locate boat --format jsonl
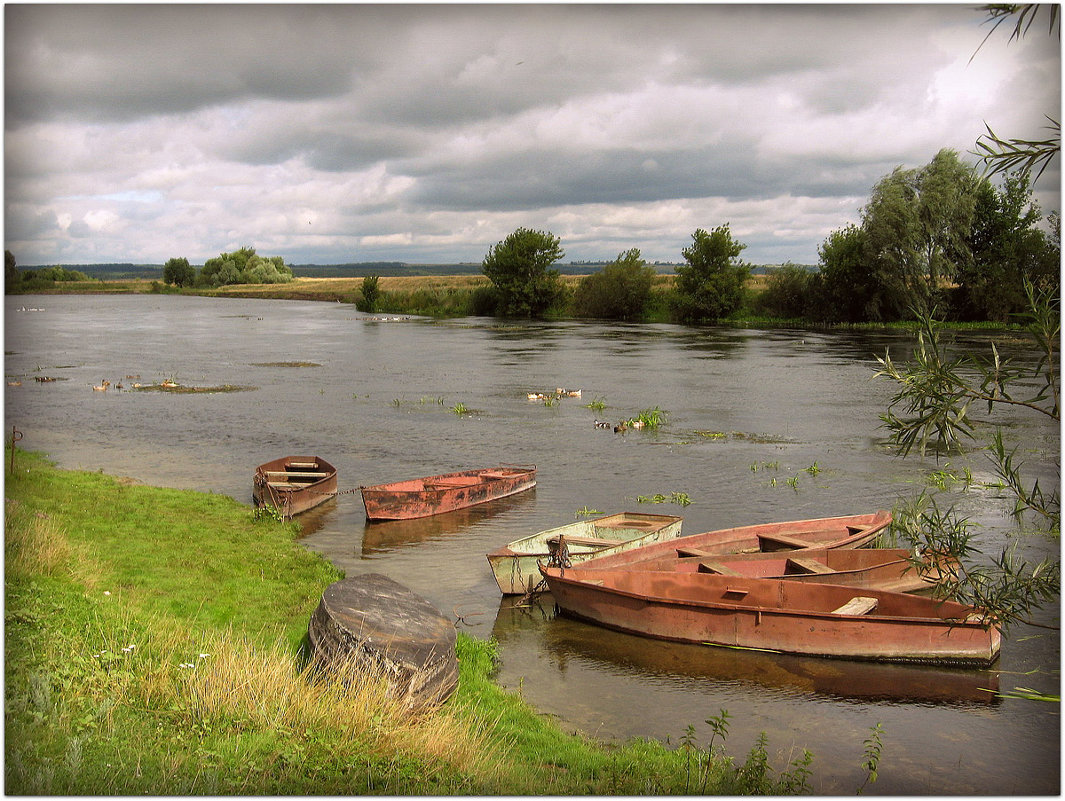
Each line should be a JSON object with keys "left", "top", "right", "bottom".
{"left": 360, "top": 465, "right": 536, "bottom": 521}
{"left": 599, "top": 546, "right": 950, "bottom": 594}
{"left": 492, "top": 595, "right": 1001, "bottom": 706}
{"left": 253, "top": 456, "right": 338, "bottom": 518}
{"left": 486, "top": 512, "right": 684, "bottom": 595}
{"left": 538, "top": 563, "right": 1000, "bottom": 666}
{"left": 577, "top": 511, "right": 892, "bottom": 571}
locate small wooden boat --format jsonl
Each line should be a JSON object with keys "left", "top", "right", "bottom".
{"left": 538, "top": 564, "right": 1000, "bottom": 666}
{"left": 603, "top": 546, "right": 949, "bottom": 594}
{"left": 486, "top": 512, "right": 684, "bottom": 595}
{"left": 253, "top": 456, "right": 338, "bottom": 518}
{"left": 361, "top": 465, "right": 536, "bottom": 521}
{"left": 579, "top": 511, "right": 892, "bottom": 571}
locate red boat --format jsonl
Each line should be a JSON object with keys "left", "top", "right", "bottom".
{"left": 580, "top": 511, "right": 892, "bottom": 571}
{"left": 538, "top": 563, "right": 1000, "bottom": 666}
{"left": 253, "top": 456, "right": 338, "bottom": 518}
{"left": 360, "top": 465, "right": 536, "bottom": 520}
{"left": 598, "top": 546, "right": 949, "bottom": 594}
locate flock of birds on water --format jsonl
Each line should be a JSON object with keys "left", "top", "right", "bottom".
{"left": 526, "top": 387, "right": 645, "bottom": 433}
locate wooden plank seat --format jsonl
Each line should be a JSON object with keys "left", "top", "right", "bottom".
{"left": 786, "top": 557, "right": 834, "bottom": 574}
{"left": 547, "top": 535, "right": 625, "bottom": 548}
{"left": 696, "top": 560, "right": 744, "bottom": 576}
{"left": 286, "top": 462, "right": 319, "bottom": 469}
{"left": 676, "top": 546, "right": 715, "bottom": 558}
{"left": 831, "top": 596, "right": 879, "bottom": 616}
{"left": 264, "top": 470, "right": 326, "bottom": 479}
{"left": 758, "top": 532, "right": 819, "bottom": 549}
{"left": 267, "top": 482, "right": 301, "bottom": 490}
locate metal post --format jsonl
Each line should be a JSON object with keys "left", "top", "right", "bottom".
{"left": 10, "top": 426, "right": 22, "bottom": 474}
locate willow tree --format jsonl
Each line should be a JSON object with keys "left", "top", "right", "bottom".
{"left": 862, "top": 149, "right": 978, "bottom": 318}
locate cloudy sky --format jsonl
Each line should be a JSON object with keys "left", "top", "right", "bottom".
{"left": 5, "top": 3, "right": 1061, "bottom": 267}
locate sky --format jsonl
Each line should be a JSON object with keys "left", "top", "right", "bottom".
{"left": 4, "top": 3, "right": 1061, "bottom": 267}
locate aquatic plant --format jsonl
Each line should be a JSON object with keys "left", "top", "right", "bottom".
{"left": 583, "top": 396, "right": 607, "bottom": 412}
{"left": 636, "top": 491, "right": 691, "bottom": 507}
{"left": 450, "top": 402, "right": 470, "bottom": 415}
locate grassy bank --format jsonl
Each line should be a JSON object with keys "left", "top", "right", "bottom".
{"left": 5, "top": 448, "right": 815, "bottom": 795}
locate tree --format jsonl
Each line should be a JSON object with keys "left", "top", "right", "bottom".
{"left": 199, "top": 247, "right": 293, "bottom": 287}
{"left": 952, "top": 173, "right": 1060, "bottom": 321}
{"left": 972, "top": 5, "right": 1060, "bottom": 182}
{"left": 875, "top": 280, "right": 1059, "bottom": 630}
{"left": 358, "top": 275, "right": 381, "bottom": 313}
{"left": 481, "top": 227, "right": 566, "bottom": 317}
{"left": 162, "top": 257, "right": 195, "bottom": 287}
{"left": 862, "top": 149, "right": 979, "bottom": 318}
{"left": 6, "top": 250, "right": 18, "bottom": 288}
{"left": 571, "top": 248, "right": 656, "bottom": 321}
{"left": 812, "top": 224, "right": 883, "bottom": 323}
{"left": 671, "top": 225, "right": 750, "bottom": 323}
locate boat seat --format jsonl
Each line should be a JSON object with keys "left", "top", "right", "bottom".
{"left": 286, "top": 462, "right": 319, "bottom": 469}
{"left": 547, "top": 535, "right": 624, "bottom": 548}
{"left": 786, "top": 557, "right": 834, "bottom": 574}
{"left": 430, "top": 477, "right": 479, "bottom": 487}
{"left": 758, "top": 532, "right": 819, "bottom": 549}
{"left": 264, "top": 471, "right": 325, "bottom": 479}
{"left": 696, "top": 560, "right": 744, "bottom": 576}
{"left": 831, "top": 596, "right": 879, "bottom": 616}
{"left": 676, "top": 546, "right": 715, "bottom": 558}
{"left": 267, "top": 482, "right": 300, "bottom": 490}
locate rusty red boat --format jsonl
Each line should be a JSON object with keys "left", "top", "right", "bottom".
{"left": 253, "top": 455, "right": 337, "bottom": 518}
{"left": 580, "top": 511, "right": 892, "bottom": 571}
{"left": 594, "top": 546, "right": 949, "bottom": 594}
{"left": 360, "top": 465, "right": 536, "bottom": 520}
{"left": 538, "top": 563, "right": 1000, "bottom": 666}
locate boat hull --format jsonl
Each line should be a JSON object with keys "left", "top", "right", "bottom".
{"left": 486, "top": 512, "right": 684, "bottom": 595}
{"left": 253, "top": 455, "right": 337, "bottom": 517}
{"left": 361, "top": 465, "right": 536, "bottom": 520}
{"left": 540, "top": 565, "right": 1000, "bottom": 666}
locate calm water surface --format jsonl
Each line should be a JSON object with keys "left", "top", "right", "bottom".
{"left": 5, "top": 294, "right": 1059, "bottom": 795}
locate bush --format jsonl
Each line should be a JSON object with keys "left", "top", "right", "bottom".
{"left": 470, "top": 285, "right": 500, "bottom": 316}
{"left": 755, "top": 263, "right": 817, "bottom": 319}
{"left": 571, "top": 249, "right": 656, "bottom": 321}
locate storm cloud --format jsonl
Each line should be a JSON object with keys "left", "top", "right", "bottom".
{"left": 5, "top": 3, "right": 1060, "bottom": 266}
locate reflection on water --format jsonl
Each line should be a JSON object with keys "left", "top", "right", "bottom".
{"left": 493, "top": 595, "right": 1001, "bottom": 707}
{"left": 4, "top": 294, "right": 1058, "bottom": 796}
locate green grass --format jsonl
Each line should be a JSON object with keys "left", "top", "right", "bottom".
{"left": 5, "top": 448, "right": 816, "bottom": 795}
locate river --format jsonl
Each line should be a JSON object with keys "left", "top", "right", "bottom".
{"left": 4, "top": 293, "right": 1059, "bottom": 794}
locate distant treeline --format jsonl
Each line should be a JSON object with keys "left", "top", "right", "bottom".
{"left": 17, "top": 260, "right": 792, "bottom": 280}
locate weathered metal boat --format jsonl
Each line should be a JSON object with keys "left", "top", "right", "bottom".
{"left": 538, "top": 564, "right": 1000, "bottom": 666}
{"left": 595, "top": 546, "right": 949, "bottom": 594}
{"left": 579, "top": 511, "right": 892, "bottom": 571}
{"left": 253, "top": 455, "right": 338, "bottom": 518}
{"left": 486, "top": 512, "right": 684, "bottom": 595}
{"left": 361, "top": 465, "right": 536, "bottom": 520}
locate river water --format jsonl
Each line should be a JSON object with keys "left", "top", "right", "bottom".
{"left": 4, "top": 294, "right": 1059, "bottom": 794}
